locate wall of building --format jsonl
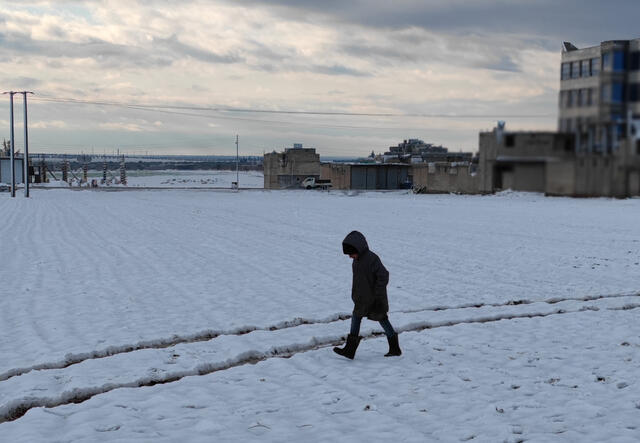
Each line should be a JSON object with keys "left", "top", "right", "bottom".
{"left": 321, "top": 163, "right": 351, "bottom": 190}
{"left": 263, "top": 148, "right": 321, "bottom": 189}
{"left": 479, "top": 130, "right": 574, "bottom": 193}
{"left": 320, "top": 163, "right": 411, "bottom": 190}
{"left": 546, "top": 160, "right": 576, "bottom": 196}
{"left": 574, "top": 156, "right": 617, "bottom": 196}
{"left": 411, "top": 163, "right": 480, "bottom": 194}
{"left": 0, "top": 158, "right": 24, "bottom": 184}
{"left": 350, "top": 164, "right": 409, "bottom": 190}
{"left": 502, "top": 162, "right": 546, "bottom": 192}
{"left": 546, "top": 138, "right": 640, "bottom": 197}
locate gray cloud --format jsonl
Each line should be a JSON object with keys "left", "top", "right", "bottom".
{"left": 310, "top": 64, "right": 369, "bottom": 77}
{"left": 152, "top": 35, "right": 243, "bottom": 64}
{"left": 222, "top": 0, "right": 640, "bottom": 48}
{"left": 0, "top": 31, "right": 174, "bottom": 68}
{"left": 340, "top": 42, "right": 419, "bottom": 64}
{"left": 478, "top": 55, "right": 521, "bottom": 73}
{"left": 246, "top": 39, "right": 296, "bottom": 63}
{"left": 2, "top": 76, "right": 42, "bottom": 88}
{"left": 251, "top": 61, "right": 368, "bottom": 77}
{"left": 338, "top": 35, "right": 522, "bottom": 72}
{"left": 244, "top": 39, "right": 369, "bottom": 76}
{"left": 0, "top": 30, "right": 243, "bottom": 70}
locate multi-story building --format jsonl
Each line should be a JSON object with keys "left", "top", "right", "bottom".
{"left": 382, "top": 138, "right": 471, "bottom": 164}
{"left": 263, "top": 144, "right": 321, "bottom": 189}
{"left": 559, "top": 39, "right": 640, "bottom": 153}
{"left": 478, "top": 126, "right": 575, "bottom": 194}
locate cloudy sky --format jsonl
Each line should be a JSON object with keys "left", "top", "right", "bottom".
{"left": 1, "top": 0, "right": 638, "bottom": 156}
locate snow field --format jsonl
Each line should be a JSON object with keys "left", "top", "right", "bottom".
{"left": 0, "top": 293, "right": 639, "bottom": 424}
{"left": 37, "top": 170, "right": 265, "bottom": 189}
{"left": 1, "top": 189, "right": 639, "bottom": 441}
{"left": 123, "top": 170, "right": 264, "bottom": 188}
{"left": 2, "top": 308, "right": 640, "bottom": 442}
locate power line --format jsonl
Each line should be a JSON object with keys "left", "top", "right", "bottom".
{"left": 31, "top": 97, "right": 400, "bottom": 129}
{"left": 31, "top": 95, "right": 554, "bottom": 120}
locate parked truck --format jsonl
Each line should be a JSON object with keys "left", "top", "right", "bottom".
{"left": 302, "top": 176, "right": 332, "bottom": 190}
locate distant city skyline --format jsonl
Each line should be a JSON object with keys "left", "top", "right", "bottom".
{"left": 1, "top": 1, "right": 638, "bottom": 156}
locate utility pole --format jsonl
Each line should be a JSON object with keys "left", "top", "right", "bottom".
{"left": 21, "top": 91, "right": 33, "bottom": 197}
{"left": 235, "top": 134, "right": 239, "bottom": 189}
{"left": 3, "top": 90, "right": 34, "bottom": 197}
{"left": 3, "top": 91, "right": 16, "bottom": 197}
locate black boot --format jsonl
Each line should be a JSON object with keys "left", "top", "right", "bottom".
{"left": 333, "top": 334, "right": 361, "bottom": 360}
{"left": 384, "top": 333, "right": 401, "bottom": 357}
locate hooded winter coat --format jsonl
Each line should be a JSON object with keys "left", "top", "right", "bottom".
{"left": 342, "top": 231, "right": 389, "bottom": 321}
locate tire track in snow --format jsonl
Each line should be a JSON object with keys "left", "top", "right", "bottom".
{"left": 1, "top": 298, "right": 640, "bottom": 424}
{"left": 395, "top": 291, "right": 640, "bottom": 314}
{"left": 0, "top": 313, "right": 352, "bottom": 382}
{"left": 1, "top": 291, "right": 638, "bottom": 383}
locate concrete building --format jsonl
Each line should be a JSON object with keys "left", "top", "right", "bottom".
{"left": 263, "top": 144, "right": 321, "bottom": 189}
{"left": 382, "top": 138, "right": 472, "bottom": 164}
{"left": 478, "top": 127, "right": 575, "bottom": 193}
{"left": 411, "top": 161, "right": 480, "bottom": 194}
{"left": 321, "top": 163, "right": 410, "bottom": 190}
{"left": 546, "top": 139, "right": 640, "bottom": 197}
{"left": 478, "top": 125, "right": 640, "bottom": 197}
{"left": 559, "top": 39, "right": 640, "bottom": 153}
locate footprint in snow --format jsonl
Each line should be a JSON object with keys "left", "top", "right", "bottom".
{"left": 95, "top": 425, "right": 121, "bottom": 432}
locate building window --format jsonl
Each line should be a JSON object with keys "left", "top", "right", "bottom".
{"left": 564, "top": 137, "right": 573, "bottom": 151}
{"left": 613, "top": 50, "right": 626, "bottom": 71}
{"left": 572, "top": 89, "right": 580, "bottom": 107}
{"left": 579, "top": 89, "right": 589, "bottom": 106}
{"left": 630, "top": 83, "right": 639, "bottom": 102}
{"left": 586, "top": 88, "right": 593, "bottom": 106}
{"left": 602, "top": 52, "right": 612, "bottom": 71}
{"left": 611, "top": 82, "right": 625, "bottom": 103}
{"left": 567, "top": 90, "right": 574, "bottom": 107}
{"left": 591, "top": 57, "right": 600, "bottom": 76}
{"left": 561, "top": 62, "right": 571, "bottom": 80}
{"left": 581, "top": 59, "right": 590, "bottom": 77}
{"left": 571, "top": 61, "right": 580, "bottom": 78}
{"left": 505, "top": 134, "right": 515, "bottom": 147}
{"left": 631, "top": 51, "right": 640, "bottom": 71}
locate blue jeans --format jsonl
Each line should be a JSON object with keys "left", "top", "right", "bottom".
{"left": 350, "top": 314, "right": 396, "bottom": 338}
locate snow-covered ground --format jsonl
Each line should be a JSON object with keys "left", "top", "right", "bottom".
{"left": 124, "top": 170, "right": 264, "bottom": 188}
{"left": 36, "top": 170, "right": 264, "bottom": 188}
{"left": 1, "top": 189, "right": 639, "bottom": 441}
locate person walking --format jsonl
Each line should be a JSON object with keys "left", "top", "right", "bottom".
{"left": 334, "top": 230, "right": 402, "bottom": 360}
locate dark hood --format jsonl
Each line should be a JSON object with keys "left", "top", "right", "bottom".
{"left": 342, "top": 231, "right": 369, "bottom": 255}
